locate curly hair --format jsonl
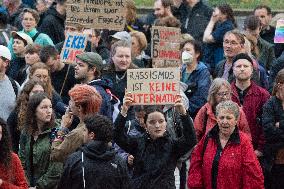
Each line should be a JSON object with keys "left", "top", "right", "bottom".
{"left": 29, "top": 62, "right": 53, "bottom": 98}
{"left": 17, "top": 79, "right": 50, "bottom": 131}
{"left": 0, "top": 118, "right": 12, "bottom": 168}
{"left": 84, "top": 114, "right": 113, "bottom": 142}
{"left": 217, "top": 4, "right": 237, "bottom": 28}
{"left": 24, "top": 93, "right": 55, "bottom": 136}
{"left": 20, "top": 8, "right": 40, "bottom": 24}
{"left": 69, "top": 84, "right": 102, "bottom": 115}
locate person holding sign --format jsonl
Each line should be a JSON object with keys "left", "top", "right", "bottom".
{"left": 114, "top": 92, "right": 196, "bottom": 189}
{"left": 180, "top": 39, "right": 211, "bottom": 118}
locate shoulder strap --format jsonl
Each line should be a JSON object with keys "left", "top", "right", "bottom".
{"left": 32, "top": 32, "right": 40, "bottom": 41}
{"left": 202, "top": 106, "right": 208, "bottom": 135}
{"left": 8, "top": 77, "right": 18, "bottom": 97}
{"left": 201, "top": 134, "right": 209, "bottom": 159}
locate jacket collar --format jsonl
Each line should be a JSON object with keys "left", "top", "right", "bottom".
{"left": 21, "top": 28, "right": 38, "bottom": 38}
{"left": 208, "top": 125, "right": 240, "bottom": 145}
{"left": 231, "top": 81, "right": 259, "bottom": 97}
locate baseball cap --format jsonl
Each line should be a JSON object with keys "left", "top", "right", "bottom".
{"left": 76, "top": 52, "right": 103, "bottom": 70}
{"left": 0, "top": 45, "right": 11, "bottom": 61}
{"left": 12, "top": 31, "right": 33, "bottom": 46}
{"left": 111, "top": 31, "right": 131, "bottom": 43}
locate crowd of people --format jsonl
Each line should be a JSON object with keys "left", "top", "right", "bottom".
{"left": 1, "top": 0, "right": 284, "bottom": 189}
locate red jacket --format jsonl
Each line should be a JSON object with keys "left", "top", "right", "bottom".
{"left": 0, "top": 152, "right": 28, "bottom": 189}
{"left": 194, "top": 102, "right": 251, "bottom": 141}
{"left": 188, "top": 126, "right": 264, "bottom": 189}
{"left": 231, "top": 81, "right": 270, "bottom": 152}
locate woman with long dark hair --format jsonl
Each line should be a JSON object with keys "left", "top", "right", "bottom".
{"left": 0, "top": 118, "right": 28, "bottom": 188}
{"left": 18, "top": 93, "right": 62, "bottom": 188}
{"left": 7, "top": 79, "right": 48, "bottom": 152}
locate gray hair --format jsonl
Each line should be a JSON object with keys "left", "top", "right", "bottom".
{"left": 207, "top": 78, "right": 231, "bottom": 106}
{"left": 216, "top": 100, "right": 240, "bottom": 120}
{"left": 110, "top": 40, "right": 131, "bottom": 58}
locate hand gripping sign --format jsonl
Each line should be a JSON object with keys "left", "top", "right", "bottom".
{"left": 60, "top": 32, "right": 88, "bottom": 64}
{"left": 127, "top": 67, "right": 180, "bottom": 105}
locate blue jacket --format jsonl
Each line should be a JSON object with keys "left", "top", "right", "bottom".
{"left": 203, "top": 20, "right": 235, "bottom": 69}
{"left": 88, "top": 78, "right": 114, "bottom": 120}
{"left": 181, "top": 62, "right": 211, "bottom": 118}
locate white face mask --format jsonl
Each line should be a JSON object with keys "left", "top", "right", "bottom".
{"left": 182, "top": 51, "right": 193, "bottom": 65}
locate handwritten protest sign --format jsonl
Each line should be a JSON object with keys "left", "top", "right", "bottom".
{"left": 127, "top": 68, "right": 180, "bottom": 105}
{"left": 60, "top": 32, "right": 88, "bottom": 64}
{"left": 66, "top": 0, "right": 126, "bottom": 31}
{"left": 151, "top": 26, "right": 181, "bottom": 68}
{"left": 274, "top": 19, "right": 284, "bottom": 43}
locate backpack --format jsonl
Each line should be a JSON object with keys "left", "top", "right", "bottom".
{"left": 32, "top": 32, "right": 41, "bottom": 41}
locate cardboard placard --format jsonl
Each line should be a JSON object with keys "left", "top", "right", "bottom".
{"left": 151, "top": 26, "right": 181, "bottom": 68}
{"left": 274, "top": 19, "right": 284, "bottom": 43}
{"left": 66, "top": 0, "right": 126, "bottom": 31}
{"left": 60, "top": 32, "right": 88, "bottom": 64}
{"left": 127, "top": 68, "right": 180, "bottom": 105}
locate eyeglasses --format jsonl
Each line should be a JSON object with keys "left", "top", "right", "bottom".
{"left": 216, "top": 92, "right": 231, "bottom": 97}
{"left": 223, "top": 40, "right": 240, "bottom": 46}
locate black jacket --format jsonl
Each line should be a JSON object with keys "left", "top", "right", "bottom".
{"left": 114, "top": 113, "right": 197, "bottom": 189}
{"left": 6, "top": 57, "right": 27, "bottom": 85}
{"left": 38, "top": 5, "right": 65, "bottom": 44}
{"left": 57, "top": 140, "right": 130, "bottom": 189}
{"left": 180, "top": 1, "right": 212, "bottom": 41}
{"left": 262, "top": 96, "right": 284, "bottom": 170}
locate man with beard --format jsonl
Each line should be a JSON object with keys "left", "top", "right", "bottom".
{"left": 75, "top": 52, "right": 114, "bottom": 119}
{"left": 230, "top": 53, "right": 270, "bottom": 160}
{"left": 40, "top": 45, "right": 77, "bottom": 104}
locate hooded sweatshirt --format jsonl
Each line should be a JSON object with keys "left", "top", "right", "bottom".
{"left": 57, "top": 140, "right": 130, "bottom": 189}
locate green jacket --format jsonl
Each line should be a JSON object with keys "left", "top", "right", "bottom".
{"left": 257, "top": 37, "right": 276, "bottom": 71}
{"left": 19, "top": 128, "right": 63, "bottom": 189}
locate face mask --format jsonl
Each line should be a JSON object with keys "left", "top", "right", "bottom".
{"left": 182, "top": 51, "right": 193, "bottom": 65}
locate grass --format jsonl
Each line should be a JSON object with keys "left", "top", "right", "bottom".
{"left": 134, "top": 0, "right": 284, "bottom": 9}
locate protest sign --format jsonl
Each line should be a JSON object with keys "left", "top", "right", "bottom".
{"left": 66, "top": 0, "right": 126, "bottom": 31}
{"left": 274, "top": 19, "right": 284, "bottom": 43}
{"left": 60, "top": 32, "right": 88, "bottom": 64}
{"left": 151, "top": 26, "right": 181, "bottom": 68}
{"left": 127, "top": 68, "right": 180, "bottom": 105}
